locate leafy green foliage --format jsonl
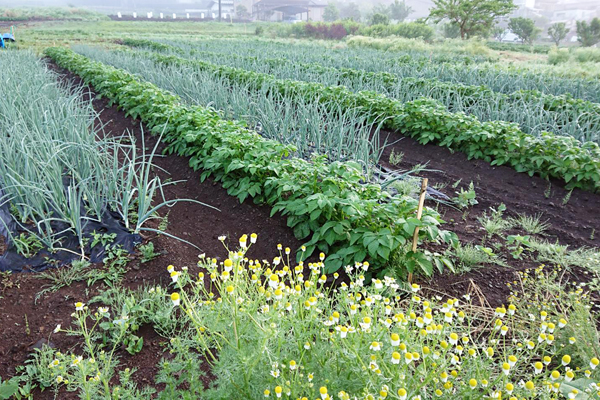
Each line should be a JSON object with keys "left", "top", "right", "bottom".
{"left": 508, "top": 17, "right": 541, "bottom": 45}
{"left": 548, "top": 22, "right": 569, "bottom": 46}
{"left": 117, "top": 50, "right": 600, "bottom": 192}
{"left": 0, "top": 376, "right": 19, "bottom": 400}
{"left": 429, "top": 0, "right": 517, "bottom": 39}
{"left": 359, "top": 22, "right": 434, "bottom": 39}
{"left": 323, "top": 2, "right": 339, "bottom": 22}
{"left": 138, "top": 242, "right": 159, "bottom": 263}
{"left": 46, "top": 47, "right": 455, "bottom": 276}
{"left": 339, "top": 1, "right": 361, "bottom": 21}
{"left": 548, "top": 47, "right": 570, "bottom": 65}
{"left": 454, "top": 182, "right": 478, "bottom": 209}
{"left": 576, "top": 18, "right": 600, "bottom": 47}
{"left": 13, "top": 233, "right": 43, "bottom": 258}
{"left": 126, "top": 38, "right": 600, "bottom": 149}
{"left": 368, "top": 13, "right": 390, "bottom": 26}
{"left": 389, "top": 0, "right": 413, "bottom": 21}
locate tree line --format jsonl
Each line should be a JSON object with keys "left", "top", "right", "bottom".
{"left": 317, "top": 0, "right": 600, "bottom": 47}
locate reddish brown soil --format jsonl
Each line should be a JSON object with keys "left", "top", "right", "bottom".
{"left": 0, "top": 62, "right": 598, "bottom": 397}
{"left": 378, "top": 130, "right": 600, "bottom": 307}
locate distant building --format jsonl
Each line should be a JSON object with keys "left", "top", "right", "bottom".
{"left": 252, "top": 0, "right": 327, "bottom": 22}
{"left": 184, "top": 0, "right": 235, "bottom": 18}
{"left": 534, "top": 0, "right": 600, "bottom": 22}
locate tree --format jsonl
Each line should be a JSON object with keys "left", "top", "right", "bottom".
{"left": 323, "top": 2, "right": 339, "bottom": 22}
{"left": 339, "top": 2, "right": 361, "bottom": 21}
{"left": 576, "top": 18, "right": 600, "bottom": 47}
{"left": 428, "top": 0, "right": 517, "bottom": 40}
{"left": 372, "top": 3, "right": 389, "bottom": 16}
{"left": 235, "top": 4, "right": 249, "bottom": 19}
{"left": 547, "top": 22, "right": 569, "bottom": 46}
{"left": 369, "top": 13, "right": 390, "bottom": 26}
{"left": 508, "top": 17, "right": 540, "bottom": 44}
{"left": 492, "top": 25, "right": 508, "bottom": 41}
{"left": 389, "top": 0, "right": 413, "bottom": 22}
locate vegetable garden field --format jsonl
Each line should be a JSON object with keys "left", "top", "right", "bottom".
{"left": 0, "top": 21, "right": 599, "bottom": 400}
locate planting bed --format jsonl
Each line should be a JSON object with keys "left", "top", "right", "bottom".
{"left": 1, "top": 59, "right": 599, "bottom": 397}
{"left": 1, "top": 25, "right": 599, "bottom": 399}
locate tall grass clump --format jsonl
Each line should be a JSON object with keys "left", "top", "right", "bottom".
{"left": 358, "top": 22, "right": 434, "bottom": 40}
{"left": 346, "top": 35, "right": 492, "bottom": 57}
{"left": 572, "top": 47, "right": 600, "bottom": 63}
{"left": 548, "top": 47, "right": 570, "bottom": 65}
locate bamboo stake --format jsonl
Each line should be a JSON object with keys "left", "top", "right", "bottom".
{"left": 408, "top": 178, "right": 428, "bottom": 284}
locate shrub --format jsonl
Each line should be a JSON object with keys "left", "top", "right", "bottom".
{"left": 548, "top": 47, "right": 570, "bottom": 65}
{"left": 572, "top": 47, "right": 600, "bottom": 63}
{"left": 267, "top": 21, "right": 359, "bottom": 40}
{"left": 360, "top": 22, "right": 434, "bottom": 40}
{"left": 443, "top": 22, "right": 461, "bottom": 39}
{"left": 347, "top": 36, "right": 491, "bottom": 58}
{"left": 300, "top": 21, "right": 359, "bottom": 39}
{"left": 369, "top": 12, "right": 389, "bottom": 26}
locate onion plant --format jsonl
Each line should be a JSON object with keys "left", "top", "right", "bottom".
{"left": 161, "top": 37, "right": 600, "bottom": 102}
{"left": 153, "top": 39, "right": 600, "bottom": 144}
{"left": 0, "top": 51, "right": 211, "bottom": 259}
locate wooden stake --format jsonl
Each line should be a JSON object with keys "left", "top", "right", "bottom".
{"left": 408, "top": 178, "right": 428, "bottom": 284}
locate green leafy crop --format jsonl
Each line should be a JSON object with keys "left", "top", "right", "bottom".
{"left": 45, "top": 47, "right": 456, "bottom": 277}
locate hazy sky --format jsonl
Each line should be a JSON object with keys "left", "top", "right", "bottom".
{"left": 1, "top": 0, "right": 597, "bottom": 22}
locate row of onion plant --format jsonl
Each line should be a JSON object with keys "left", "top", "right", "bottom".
{"left": 161, "top": 37, "right": 600, "bottom": 102}
{"left": 0, "top": 51, "right": 204, "bottom": 259}
{"left": 152, "top": 40, "right": 599, "bottom": 144}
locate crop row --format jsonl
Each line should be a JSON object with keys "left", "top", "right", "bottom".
{"left": 114, "top": 46, "right": 600, "bottom": 192}
{"left": 74, "top": 44, "right": 389, "bottom": 174}
{"left": 150, "top": 37, "right": 600, "bottom": 101}
{"left": 125, "top": 39, "right": 600, "bottom": 144}
{"left": 0, "top": 51, "right": 168, "bottom": 265}
{"left": 46, "top": 46, "right": 457, "bottom": 276}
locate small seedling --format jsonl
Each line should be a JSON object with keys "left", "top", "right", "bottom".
{"left": 507, "top": 234, "right": 531, "bottom": 259}
{"left": 514, "top": 213, "right": 550, "bottom": 235}
{"left": 455, "top": 182, "right": 478, "bottom": 209}
{"left": 158, "top": 210, "right": 170, "bottom": 232}
{"left": 478, "top": 203, "right": 512, "bottom": 239}
{"left": 388, "top": 149, "right": 404, "bottom": 166}
{"left": 91, "top": 231, "right": 117, "bottom": 249}
{"left": 139, "top": 242, "right": 159, "bottom": 263}
{"left": 544, "top": 182, "right": 552, "bottom": 199}
{"left": 13, "top": 233, "right": 43, "bottom": 258}
{"left": 562, "top": 189, "right": 573, "bottom": 206}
